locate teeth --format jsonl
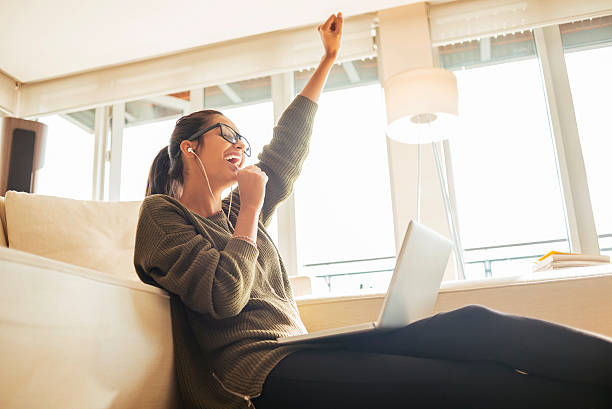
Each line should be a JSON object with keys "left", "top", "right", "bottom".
{"left": 224, "top": 154, "right": 241, "bottom": 164}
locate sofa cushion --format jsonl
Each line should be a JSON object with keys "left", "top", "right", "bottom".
{"left": 0, "top": 196, "right": 7, "bottom": 247}
{"left": 5, "top": 191, "right": 142, "bottom": 281}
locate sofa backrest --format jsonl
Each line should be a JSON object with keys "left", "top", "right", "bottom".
{"left": 4, "top": 191, "right": 142, "bottom": 281}
{"left": 0, "top": 196, "right": 7, "bottom": 248}
{"left": 3, "top": 191, "right": 314, "bottom": 296}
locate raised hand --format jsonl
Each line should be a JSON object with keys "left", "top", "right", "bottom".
{"left": 317, "top": 12, "right": 343, "bottom": 59}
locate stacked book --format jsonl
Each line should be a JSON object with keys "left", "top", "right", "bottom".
{"left": 533, "top": 251, "right": 610, "bottom": 272}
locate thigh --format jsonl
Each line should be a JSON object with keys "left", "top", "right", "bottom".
{"left": 251, "top": 349, "right": 611, "bottom": 409}
{"left": 342, "top": 305, "right": 612, "bottom": 389}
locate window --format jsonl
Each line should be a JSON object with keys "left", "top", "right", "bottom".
{"left": 222, "top": 101, "right": 276, "bottom": 243}
{"left": 293, "top": 57, "right": 396, "bottom": 296}
{"left": 121, "top": 117, "right": 177, "bottom": 201}
{"left": 120, "top": 91, "right": 186, "bottom": 202}
{"left": 118, "top": 79, "right": 276, "bottom": 239}
{"left": 561, "top": 15, "right": 612, "bottom": 256}
{"left": 206, "top": 76, "right": 273, "bottom": 168}
{"left": 35, "top": 111, "right": 95, "bottom": 200}
{"left": 206, "top": 77, "right": 277, "bottom": 243}
{"left": 439, "top": 32, "right": 570, "bottom": 279}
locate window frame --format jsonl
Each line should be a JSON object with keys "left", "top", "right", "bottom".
{"left": 532, "top": 25, "right": 599, "bottom": 255}
{"left": 437, "top": 22, "right": 603, "bottom": 275}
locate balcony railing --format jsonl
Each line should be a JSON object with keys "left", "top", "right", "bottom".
{"left": 304, "top": 234, "right": 612, "bottom": 294}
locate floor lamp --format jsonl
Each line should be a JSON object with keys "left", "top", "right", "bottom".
{"left": 385, "top": 68, "right": 466, "bottom": 280}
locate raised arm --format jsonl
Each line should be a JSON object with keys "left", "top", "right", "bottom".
{"left": 300, "top": 12, "right": 343, "bottom": 103}
{"left": 255, "top": 95, "right": 317, "bottom": 226}
{"left": 254, "top": 12, "right": 343, "bottom": 226}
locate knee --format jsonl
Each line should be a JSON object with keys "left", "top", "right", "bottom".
{"left": 455, "top": 304, "right": 496, "bottom": 319}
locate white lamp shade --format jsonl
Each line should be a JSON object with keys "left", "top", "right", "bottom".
{"left": 384, "top": 68, "right": 459, "bottom": 144}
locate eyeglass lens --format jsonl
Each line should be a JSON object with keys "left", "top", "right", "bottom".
{"left": 220, "top": 124, "right": 251, "bottom": 156}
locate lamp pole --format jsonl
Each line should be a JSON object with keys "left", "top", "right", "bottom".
{"left": 385, "top": 67, "right": 465, "bottom": 280}
{"left": 432, "top": 141, "right": 465, "bottom": 280}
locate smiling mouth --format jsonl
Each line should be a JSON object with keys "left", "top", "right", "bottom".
{"left": 224, "top": 155, "right": 242, "bottom": 170}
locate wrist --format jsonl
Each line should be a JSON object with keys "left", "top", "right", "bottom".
{"left": 232, "top": 234, "right": 257, "bottom": 247}
{"left": 321, "top": 53, "right": 337, "bottom": 64}
{"left": 239, "top": 205, "right": 261, "bottom": 217}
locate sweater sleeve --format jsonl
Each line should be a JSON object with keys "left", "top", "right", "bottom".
{"left": 133, "top": 197, "right": 259, "bottom": 319}
{"left": 255, "top": 94, "right": 318, "bottom": 227}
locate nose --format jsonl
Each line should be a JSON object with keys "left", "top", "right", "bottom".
{"left": 234, "top": 138, "right": 245, "bottom": 151}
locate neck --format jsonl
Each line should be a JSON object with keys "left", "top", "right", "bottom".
{"left": 179, "top": 174, "right": 225, "bottom": 218}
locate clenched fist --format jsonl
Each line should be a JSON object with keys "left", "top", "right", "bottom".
{"left": 318, "top": 12, "right": 343, "bottom": 59}
{"left": 237, "top": 165, "right": 268, "bottom": 212}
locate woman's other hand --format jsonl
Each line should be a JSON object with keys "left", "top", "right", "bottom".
{"left": 318, "top": 12, "right": 343, "bottom": 60}
{"left": 237, "top": 165, "right": 268, "bottom": 213}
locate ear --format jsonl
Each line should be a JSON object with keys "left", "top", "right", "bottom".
{"left": 180, "top": 140, "right": 195, "bottom": 155}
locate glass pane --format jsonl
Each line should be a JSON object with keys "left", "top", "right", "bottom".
{"left": 35, "top": 113, "right": 94, "bottom": 200}
{"left": 294, "top": 56, "right": 379, "bottom": 93}
{"left": 121, "top": 91, "right": 190, "bottom": 201}
{"left": 205, "top": 76, "right": 274, "bottom": 244}
{"left": 561, "top": 15, "right": 612, "bottom": 253}
{"left": 121, "top": 117, "right": 177, "bottom": 201}
{"left": 440, "top": 32, "right": 537, "bottom": 70}
{"left": 204, "top": 77, "right": 271, "bottom": 110}
{"left": 294, "top": 83, "right": 395, "bottom": 296}
{"left": 222, "top": 102, "right": 273, "bottom": 168}
{"left": 125, "top": 92, "right": 187, "bottom": 125}
{"left": 440, "top": 31, "right": 570, "bottom": 279}
{"left": 222, "top": 101, "right": 277, "bottom": 243}
{"left": 120, "top": 87, "right": 277, "bottom": 240}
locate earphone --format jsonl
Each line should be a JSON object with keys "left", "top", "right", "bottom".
{"left": 186, "top": 145, "right": 234, "bottom": 231}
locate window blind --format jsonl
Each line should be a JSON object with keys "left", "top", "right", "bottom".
{"left": 19, "top": 14, "right": 376, "bottom": 118}
{"left": 429, "top": 0, "right": 612, "bottom": 46}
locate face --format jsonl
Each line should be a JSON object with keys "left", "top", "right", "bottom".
{"left": 181, "top": 114, "right": 247, "bottom": 191}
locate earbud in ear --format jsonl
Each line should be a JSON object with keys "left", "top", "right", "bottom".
{"left": 187, "top": 147, "right": 194, "bottom": 154}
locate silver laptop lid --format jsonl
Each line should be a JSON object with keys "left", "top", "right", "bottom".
{"left": 376, "top": 220, "right": 453, "bottom": 329}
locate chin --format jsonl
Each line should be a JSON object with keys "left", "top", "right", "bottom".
{"left": 224, "top": 173, "right": 238, "bottom": 189}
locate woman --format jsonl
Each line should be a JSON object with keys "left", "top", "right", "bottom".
{"left": 134, "top": 12, "right": 612, "bottom": 409}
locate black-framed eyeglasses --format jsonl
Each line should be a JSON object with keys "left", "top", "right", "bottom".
{"left": 187, "top": 123, "right": 251, "bottom": 157}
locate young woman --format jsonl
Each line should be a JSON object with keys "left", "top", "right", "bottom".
{"left": 133, "top": 12, "right": 612, "bottom": 409}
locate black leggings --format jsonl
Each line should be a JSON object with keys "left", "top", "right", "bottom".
{"left": 251, "top": 305, "right": 612, "bottom": 408}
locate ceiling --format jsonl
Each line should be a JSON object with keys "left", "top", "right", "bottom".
{"left": 1, "top": 0, "right": 448, "bottom": 83}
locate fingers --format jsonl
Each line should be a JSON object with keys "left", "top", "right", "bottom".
{"left": 321, "top": 12, "right": 343, "bottom": 33}
{"left": 322, "top": 13, "right": 335, "bottom": 30}
{"left": 244, "top": 164, "right": 266, "bottom": 175}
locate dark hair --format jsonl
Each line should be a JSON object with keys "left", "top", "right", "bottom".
{"left": 145, "top": 109, "right": 223, "bottom": 198}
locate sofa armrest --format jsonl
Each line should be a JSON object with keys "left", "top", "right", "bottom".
{"left": 0, "top": 247, "right": 179, "bottom": 409}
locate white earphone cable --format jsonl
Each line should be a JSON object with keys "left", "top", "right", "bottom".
{"left": 188, "top": 147, "right": 234, "bottom": 231}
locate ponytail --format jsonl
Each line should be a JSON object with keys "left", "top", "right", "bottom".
{"left": 145, "top": 146, "right": 183, "bottom": 198}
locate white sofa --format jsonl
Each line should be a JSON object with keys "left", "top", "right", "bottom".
{"left": 1, "top": 191, "right": 611, "bottom": 409}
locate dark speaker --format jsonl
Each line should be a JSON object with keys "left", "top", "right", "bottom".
{"left": 0, "top": 117, "right": 48, "bottom": 196}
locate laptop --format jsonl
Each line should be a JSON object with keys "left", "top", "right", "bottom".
{"left": 277, "top": 220, "right": 453, "bottom": 345}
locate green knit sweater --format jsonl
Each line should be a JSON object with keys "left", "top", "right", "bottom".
{"left": 134, "top": 95, "right": 329, "bottom": 409}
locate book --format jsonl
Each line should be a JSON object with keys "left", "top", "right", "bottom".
{"left": 535, "top": 260, "right": 608, "bottom": 271}
{"left": 533, "top": 251, "right": 610, "bottom": 272}
{"left": 537, "top": 251, "right": 610, "bottom": 263}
